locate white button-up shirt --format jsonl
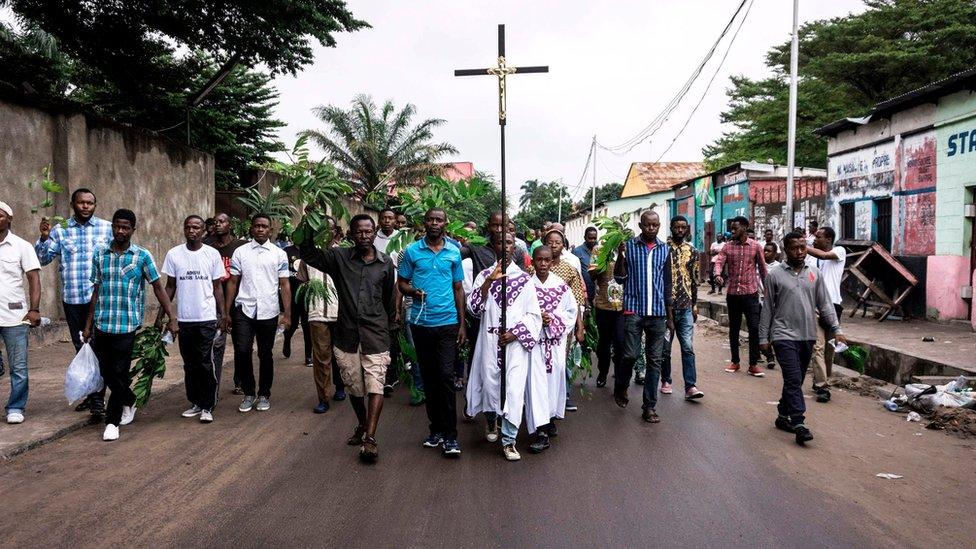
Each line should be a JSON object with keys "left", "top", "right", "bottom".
{"left": 229, "top": 239, "right": 289, "bottom": 320}
{"left": 0, "top": 231, "right": 41, "bottom": 327}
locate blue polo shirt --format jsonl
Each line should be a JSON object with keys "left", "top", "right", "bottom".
{"left": 399, "top": 238, "right": 464, "bottom": 327}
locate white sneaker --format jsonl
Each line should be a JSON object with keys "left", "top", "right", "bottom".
{"left": 103, "top": 424, "right": 120, "bottom": 441}
{"left": 182, "top": 405, "right": 203, "bottom": 418}
{"left": 120, "top": 405, "right": 137, "bottom": 426}
{"left": 6, "top": 411, "right": 24, "bottom": 424}
{"left": 503, "top": 444, "right": 521, "bottom": 461}
{"left": 199, "top": 410, "right": 214, "bottom": 423}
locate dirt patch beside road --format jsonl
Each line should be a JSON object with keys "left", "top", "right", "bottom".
{"left": 926, "top": 407, "right": 976, "bottom": 438}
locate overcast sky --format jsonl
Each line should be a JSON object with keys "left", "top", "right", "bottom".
{"left": 272, "top": 0, "right": 866, "bottom": 206}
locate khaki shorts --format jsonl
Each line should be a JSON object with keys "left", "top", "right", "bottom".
{"left": 333, "top": 347, "right": 390, "bottom": 398}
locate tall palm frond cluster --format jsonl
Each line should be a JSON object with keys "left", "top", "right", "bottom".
{"left": 301, "top": 94, "right": 457, "bottom": 202}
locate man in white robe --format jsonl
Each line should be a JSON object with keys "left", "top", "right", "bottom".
{"left": 466, "top": 233, "right": 544, "bottom": 461}
{"left": 527, "top": 246, "right": 578, "bottom": 454}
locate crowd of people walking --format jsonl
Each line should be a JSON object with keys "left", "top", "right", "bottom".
{"left": 0, "top": 189, "right": 846, "bottom": 460}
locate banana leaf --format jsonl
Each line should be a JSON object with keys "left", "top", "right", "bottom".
{"left": 129, "top": 326, "right": 169, "bottom": 408}
{"left": 592, "top": 215, "right": 633, "bottom": 273}
{"left": 396, "top": 330, "right": 424, "bottom": 402}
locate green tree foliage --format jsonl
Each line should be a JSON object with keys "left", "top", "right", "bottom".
{"left": 4, "top": 0, "right": 367, "bottom": 77}
{"left": 436, "top": 171, "right": 504, "bottom": 229}
{"left": 302, "top": 94, "right": 458, "bottom": 201}
{"left": 0, "top": 22, "right": 71, "bottom": 97}
{"left": 704, "top": 0, "right": 976, "bottom": 170}
{"left": 513, "top": 181, "right": 571, "bottom": 234}
{"left": 576, "top": 182, "right": 624, "bottom": 211}
{"left": 1, "top": 0, "right": 367, "bottom": 188}
{"left": 73, "top": 53, "right": 287, "bottom": 187}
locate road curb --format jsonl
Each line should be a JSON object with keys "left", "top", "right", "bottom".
{"left": 1, "top": 380, "right": 186, "bottom": 461}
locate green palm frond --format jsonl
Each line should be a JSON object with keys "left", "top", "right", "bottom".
{"left": 304, "top": 95, "right": 458, "bottom": 196}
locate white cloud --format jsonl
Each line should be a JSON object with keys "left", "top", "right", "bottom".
{"left": 270, "top": 0, "right": 866, "bottom": 208}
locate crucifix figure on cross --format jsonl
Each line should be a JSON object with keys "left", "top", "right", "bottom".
{"left": 454, "top": 24, "right": 548, "bottom": 409}
{"left": 455, "top": 25, "right": 549, "bottom": 125}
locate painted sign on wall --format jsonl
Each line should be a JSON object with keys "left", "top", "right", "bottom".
{"left": 694, "top": 177, "right": 715, "bottom": 207}
{"left": 899, "top": 132, "right": 937, "bottom": 191}
{"left": 826, "top": 141, "right": 896, "bottom": 247}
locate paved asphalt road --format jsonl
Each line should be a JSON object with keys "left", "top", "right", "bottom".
{"left": 1, "top": 325, "right": 969, "bottom": 548}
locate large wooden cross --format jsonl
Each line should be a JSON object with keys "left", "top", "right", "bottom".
{"left": 454, "top": 24, "right": 548, "bottom": 408}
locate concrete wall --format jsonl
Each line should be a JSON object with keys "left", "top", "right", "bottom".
{"left": 0, "top": 96, "right": 214, "bottom": 320}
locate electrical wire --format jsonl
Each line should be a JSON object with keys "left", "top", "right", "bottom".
{"left": 652, "top": 0, "right": 755, "bottom": 163}
{"left": 596, "top": 0, "right": 750, "bottom": 155}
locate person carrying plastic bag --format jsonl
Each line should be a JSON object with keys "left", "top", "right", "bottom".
{"left": 65, "top": 341, "right": 103, "bottom": 404}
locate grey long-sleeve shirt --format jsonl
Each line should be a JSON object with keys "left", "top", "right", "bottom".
{"left": 759, "top": 262, "right": 842, "bottom": 344}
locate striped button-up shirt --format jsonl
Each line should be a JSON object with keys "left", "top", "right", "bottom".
{"left": 35, "top": 216, "right": 113, "bottom": 304}
{"left": 91, "top": 243, "right": 160, "bottom": 334}
{"left": 714, "top": 237, "right": 767, "bottom": 296}
{"left": 614, "top": 237, "right": 672, "bottom": 317}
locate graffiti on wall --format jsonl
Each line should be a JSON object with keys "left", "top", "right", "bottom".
{"left": 900, "top": 192, "right": 936, "bottom": 255}
{"left": 749, "top": 178, "right": 826, "bottom": 241}
{"left": 854, "top": 200, "right": 873, "bottom": 240}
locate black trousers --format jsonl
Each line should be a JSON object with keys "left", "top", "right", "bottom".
{"left": 284, "top": 277, "right": 312, "bottom": 361}
{"left": 412, "top": 323, "right": 459, "bottom": 440}
{"left": 727, "top": 293, "right": 761, "bottom": 366}
{"left": 773, "top": 340, "right": 815, "bottom": 425}
{"left": 232, "top": 306, "right": 278, "bottom": 398}
{"left": 64, "top": 302, "right": 107, "bottom": 403}
{"left": 91, "top": 329, "right": 137, "bottom": 426}
{"left": 179, "top": 321, "right": 220, "bottom": 411}
{"left": 595, "top": 308, "right": 624, "bottom": 381}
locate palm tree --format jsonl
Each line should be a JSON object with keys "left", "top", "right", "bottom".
{"left": 519, "top": 179, "right": 540, "bottom": 208}
{"left": 302, "top": 95, "right": 458, "bottom": 201}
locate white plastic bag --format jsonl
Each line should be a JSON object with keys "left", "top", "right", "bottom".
{"left": 65, "top": 343, "right": 104, "bottom": 404}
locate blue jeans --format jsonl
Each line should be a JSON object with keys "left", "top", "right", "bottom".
{"left": 1, "top": 325, "right": 30, "bottom": 413}
{"left": 620, "top": 315, "right": 667, "bottom": 410}
{"left": 662, "top": 308, "right": 697, "bottom": 389}
{"left": 501, "top": 417, "right": 519, "bottom": 446}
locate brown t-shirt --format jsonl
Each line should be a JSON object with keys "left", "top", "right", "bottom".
{"left": 593, "top": 261, "right": 622, "bottom": 312}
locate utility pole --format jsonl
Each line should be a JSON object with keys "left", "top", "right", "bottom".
{"left": 557, "top": 179, "right": 563, "bottom": 223}
{"left": 591, "top": 136, "right": 597, "bottom": 214}
{"left": 785, "top": 0, "right": 799, "bottom": 231}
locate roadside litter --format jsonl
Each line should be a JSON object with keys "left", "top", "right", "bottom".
{"left": 875, "top": 473, "right": 903, "bottom": 480}
{"left": 879, "top": 376, "right": 976, "bottom": 438}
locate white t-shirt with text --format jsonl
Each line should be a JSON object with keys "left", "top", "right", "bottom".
{"left": 162, "top": 244, "right": 225, "bottom": 322}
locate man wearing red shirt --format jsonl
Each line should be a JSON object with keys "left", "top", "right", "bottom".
{"left": 714, "top": 216, "right": 767, "bottom": 377}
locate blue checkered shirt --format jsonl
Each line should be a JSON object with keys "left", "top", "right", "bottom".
{"left": 91, "top": 243, "right": 160, "bottom": 334}
{"left": 35, "top": 216, "right": 113, "bottom": 305}
{"left": 614, "top": 236, "right": 672, "bottom": 317}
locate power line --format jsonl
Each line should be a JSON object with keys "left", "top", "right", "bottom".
{"left": 652, "top": 0, "right": 755, "bottom": 163}
{"left": 597, "top": 0, "right": 750, "bottom": 155}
